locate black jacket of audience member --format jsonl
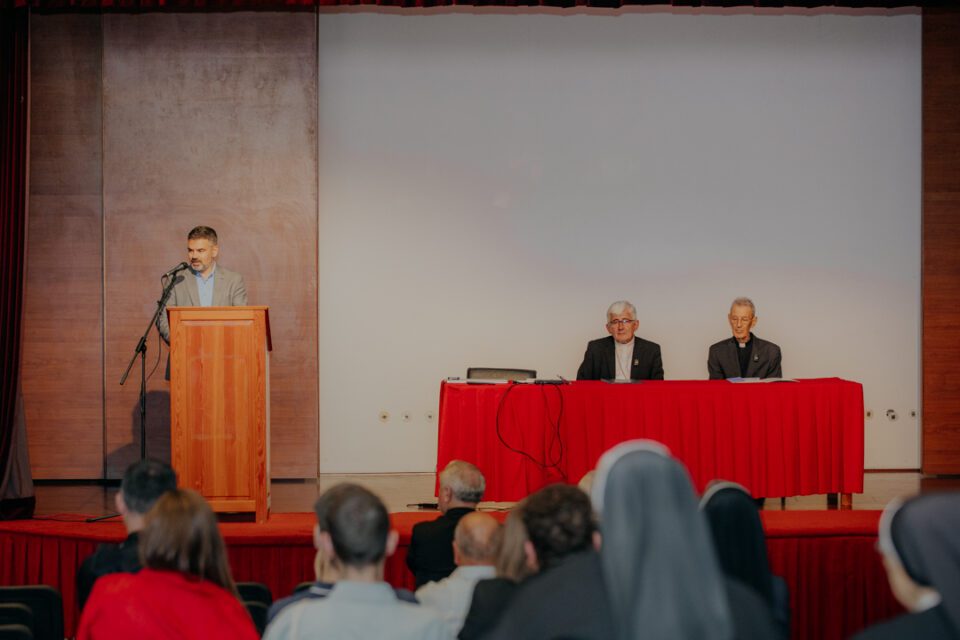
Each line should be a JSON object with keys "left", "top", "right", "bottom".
{"left": 851, "top": 605, "right": 955, "bottom": 640}
{"left": 76, "top": 531, "right": 142, "bottom": 610}
{"left": 484, "top": 550, "right": 615, "bottom": 640}
{"left": 406, "top": 507, "right": 475, "bottom": 588}
{"left": 457, "top": 577, "right": 518, "bottom": 640}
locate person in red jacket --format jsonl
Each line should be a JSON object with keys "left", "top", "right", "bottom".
{"left": 77, "top": 488, "right": 258, "bottom": 640}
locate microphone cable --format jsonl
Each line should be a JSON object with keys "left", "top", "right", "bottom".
{"left": 494, "top": 382, "right": 567, "bottom": 481}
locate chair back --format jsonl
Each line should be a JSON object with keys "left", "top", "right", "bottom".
{"left": 243, "top": 601, "right": 269, "bottom": 637}
{"left": 236, "top": 582, "right": 272, "bottom": 606}
{"left": 0, "top": 623, "right": 33, "bottom": 640}
{"left": 0, "top": 605, "right": 32, "bottom": 636}
{"left": 466, "top": 367, "right": 536, "bottom": 381}
{"left": 0, "top": 586, "right": 61, "bottom": 640}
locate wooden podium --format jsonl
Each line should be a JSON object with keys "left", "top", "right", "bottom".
{"left": 167, "top": 306, "right": 271, "bottom": 523}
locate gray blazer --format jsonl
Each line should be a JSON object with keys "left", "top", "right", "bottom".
{"left": 156, "top": 265, "right": 248, "bottom": 342}
{"left": 707, "top": 335, "right": 782, "bottom": 380}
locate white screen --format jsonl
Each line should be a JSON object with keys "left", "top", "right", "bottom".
{"left": 317, "top": 11, "right": 921, "bottom": 472}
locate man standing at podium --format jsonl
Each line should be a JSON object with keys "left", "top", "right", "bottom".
{"left": 576, "top": 300, "right": 664, "bottom": 381}
{"left": 707, "top": 297, "right": 782, "bottom": 379}
{"left": 157, "top": 226, "right": 247, "bottom": 342}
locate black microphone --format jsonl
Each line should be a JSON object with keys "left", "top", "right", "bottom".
{"left": 162, "top": 262, "right": 190, "bottom": 277}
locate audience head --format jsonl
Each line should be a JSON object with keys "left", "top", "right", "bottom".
{"left": 495, "top": 505, "right": 536, "bottom": 582}
{"left": 139, "top": 488, "right": 238, "bottom": 596}
{"left": 606, "top": 300, "right": 638, "bottom": 345}
{"left": 699, "top": 481, "right": 775, "bottom": 607}
{"left": 318, "top": 483, "right": 396, "bottom": 572}
{"left": 117, "top": 458, "right": 177, "bottom": 531}
{"left": 453, "top": 512, "right": 500, "bottom": 567}
{"left": 877, "top": 493, "right": 960, "bottom": 632}
{"left": 438, "top": 460, "right": 485, "bottom": 512}
{"left": 521, "top": 484, "right": 595, "bottom": 573}
{"left": 311, "top": 484, "right": 355, "bottom": 582}
{"left": 592, "top": 440, "right": 733, "bottom": 640}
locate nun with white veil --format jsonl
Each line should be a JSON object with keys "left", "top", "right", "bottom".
{"left": 852, "top": 492, "right": 960, "bottom": 640}
{"left": 591, "top": 440, "right": 784, "bottom": 640}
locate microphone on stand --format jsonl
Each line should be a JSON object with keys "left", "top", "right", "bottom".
{"left": 162, "top": 262, "right": 190, "bottom": 278}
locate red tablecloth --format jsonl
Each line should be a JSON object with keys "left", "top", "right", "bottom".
{"left": 437, "top": 378, "right": 864, "bottom": 501}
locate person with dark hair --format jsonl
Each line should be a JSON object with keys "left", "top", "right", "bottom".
{"left": 156, "top": 225, "right": 247, "bottom": 343}
{"left": 266, "top": 485, "right": 416, "bottom": 624}
{"left": 700, "top": 481, "right": 791, "bottom": 635}
{"left": 592, "top": 440, "right": 783, "bottom": 640}
{"left": 77, "top": 489, "right": 257, "bottom": 639}
{"left": 408, "top": 460, "right": 485, "bottom": 588}
{"left": 486, "top": 483, "right": 614, "bottom": 640}
{"left": 852, "top": 493, "right": 960, "bottom": 640}
{"left": 264, "top": 484, "right": 450, "bottom": 640}
{"left": 76, "top": 458, "right": 177, "bottom": 610}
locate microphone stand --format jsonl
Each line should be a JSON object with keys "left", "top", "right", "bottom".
{"left": 87, "top": 274, "right": 179, "bottom": 524}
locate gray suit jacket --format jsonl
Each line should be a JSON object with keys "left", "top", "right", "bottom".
{"left": 157, "top": 265, "right": 247, "bottom": 342}
{"left": 707, "top": 334, "right": 782, "bottom": 380}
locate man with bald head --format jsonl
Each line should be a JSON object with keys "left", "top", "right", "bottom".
{"left": 407, "top": 460, "right": 486, "bottom": 588}
{"left": 708, "top": 297, "right": 782, "bottom": 380}
{"left": 577, "top": 300, "right": 664, "bottom": 381}
{"left": 416, "top": 512, "right": 500, "bottom": 636}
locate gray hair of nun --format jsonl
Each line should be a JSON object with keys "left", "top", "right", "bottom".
{"left": 606, "top": 301, "right": 637, "bottom": 320}
{"left": 591, "top": 439, "right": 734, "bottom": 640}
{"left": 440, "top": 460, "right": 485, "bottom": 504}
{"left": 730, "top": 297, "right": 756, "bottom": 316}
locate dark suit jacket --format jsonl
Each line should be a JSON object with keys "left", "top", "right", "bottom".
{"left": 486, "top": 551, "right": 615, "bottom": 640}
{"left": 458, "top": 577, "right": 518, "bottom": 640}
{"left": 851, "top": 606, "right": 956, "bottom": 640}
{"left": 708, "top": 334, "right": 782, "bottom": 380}
{"left": 576, "top": 336, "right": 664, "bottom": 381}
{"left": 406, "top": 507, "right": 474, "bottom": 589}
{"left": 76, "top": 531, "right": 142, "bottom": 611}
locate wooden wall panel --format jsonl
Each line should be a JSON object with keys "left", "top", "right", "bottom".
{"left": 922, "top": 8, "right": 960, "bottom": 474}
{"left": 100, "top": 13, "right": 318, "bottom": 478}
{"left": 22, "top": 16, "right": 104, "bottom": 479}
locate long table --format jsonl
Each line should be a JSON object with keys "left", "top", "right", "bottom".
{"left": 436, "top": 378, "right": 864, "bottom": 502}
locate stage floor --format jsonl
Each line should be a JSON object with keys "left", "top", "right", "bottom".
{"left": 32, "top": 470, "right": 929, "bottom": 517}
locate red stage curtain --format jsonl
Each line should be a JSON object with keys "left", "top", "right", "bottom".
{"left": 0, "top": 6, "right": 34, "bottom": 520}
{"left": 0, "top": 0, "right": 923, "bottom": 11}
{"left": 0, "top": 511, "right": 904, "bottom": 640}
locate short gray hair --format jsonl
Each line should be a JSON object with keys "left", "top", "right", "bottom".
{"left": 440, "top": 460, "right": 485, "bottom": 504}
{"left": 606, "top": 300, "right": 636, "bottom": 320}
{"left": 730, "top": 297, "right": 756, "bottom": 316}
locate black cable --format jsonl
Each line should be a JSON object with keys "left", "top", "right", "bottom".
{"left": 495, "top": 382, "right": 567, "bottom": 480}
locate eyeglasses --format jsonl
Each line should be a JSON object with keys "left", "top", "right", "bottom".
{"left": 607, "top": 319, "right": 637, "bottom": 327}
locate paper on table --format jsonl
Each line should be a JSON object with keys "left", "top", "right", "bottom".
{"left": 727, "top": 377, "right": 796, "bottom": 383}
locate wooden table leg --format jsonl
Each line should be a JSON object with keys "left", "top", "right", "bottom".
{"left": 840, "top": 492, "right": 853, "bottom": 510}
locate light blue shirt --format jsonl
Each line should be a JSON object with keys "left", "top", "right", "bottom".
{"left": 194, "top": 265, "right": 216, "bottom": 307}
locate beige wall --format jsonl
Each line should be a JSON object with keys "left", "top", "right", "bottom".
{"left": 24, "top": 12, "right": 319, "bottom": 479}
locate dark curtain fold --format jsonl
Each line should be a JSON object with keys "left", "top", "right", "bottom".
{"left": 0, "top": 6, "right": 33, "bottom": 520}
{"left": 0, "top": 0, "right": 925, "bottom": 11}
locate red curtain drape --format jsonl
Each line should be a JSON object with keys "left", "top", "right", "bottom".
{"left": 0, "top": 7, "right": 30, "bottom": 517}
